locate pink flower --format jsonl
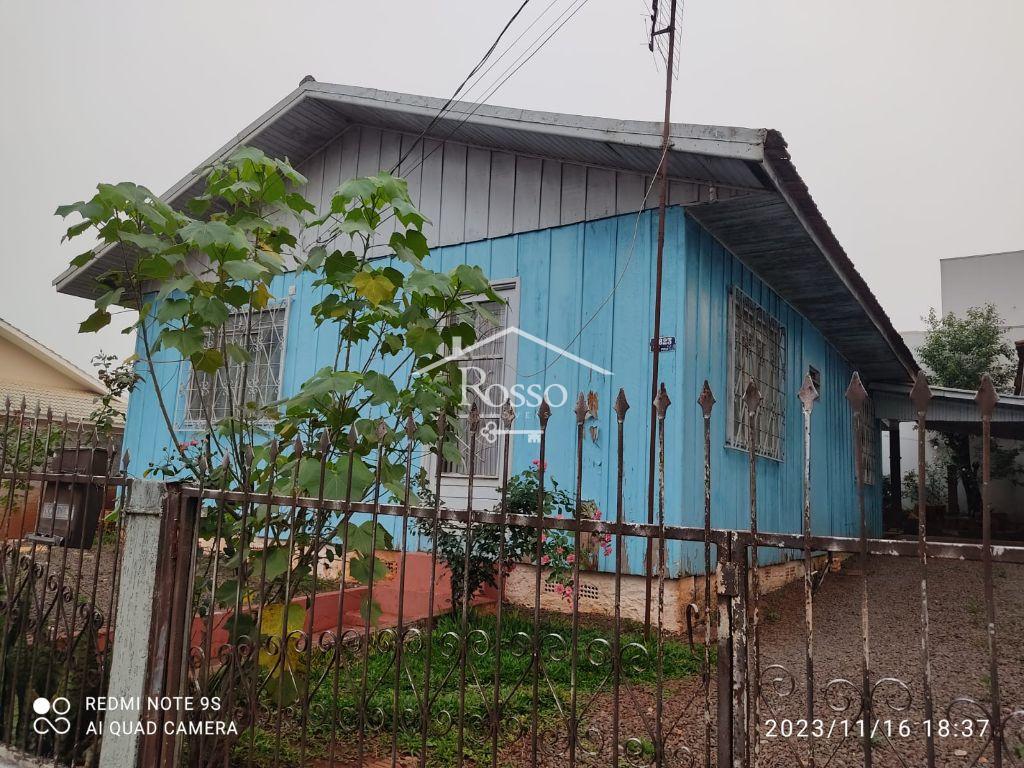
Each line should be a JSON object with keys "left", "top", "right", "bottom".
{"left": 530, "top": 459, "right": 548, "bottom": 470}
{"left": 566, "top": 553, "right": 575, "bottom": 564}
{"left": 603, "top": 545, "right": 613, "bottom": 556}
{"left": 541, "top": 534, "right": 547, "bottom": 543}
{"left": 556, "top": 547, "right": 564, "bottom": 555}
{"left": 592, "top": 509, "right": 602, "bottom": 520}
{"left": 555, "top": 513, "right": 563, "bottom": 520}
{"left": 541, "top": 555, "right": 551, "bottom": 565}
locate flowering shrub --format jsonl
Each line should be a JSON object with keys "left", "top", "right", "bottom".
{"left": 506, "top": 460, "right": 611, "bottom": 603}
{"left": 416, "top": 461, "right": 611, "bottom": 606}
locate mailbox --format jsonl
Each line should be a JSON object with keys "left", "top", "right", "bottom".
{"left": 36, "top": 448, "right": 108, "bottom": 549}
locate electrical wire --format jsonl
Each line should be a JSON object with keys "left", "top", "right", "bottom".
{"left": 516, "top": 144, "right": 669, "bottom": 379}
{"left": 390, "top": 0, "right": 532, "bottom": 174}
{"left": 400, "top": 0, "right": 592, "bottom": 180}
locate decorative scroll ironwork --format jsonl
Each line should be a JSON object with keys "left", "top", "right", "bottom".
{"left": 0, "top": 404, "right": 127, "bottom": 764}
{"left": 16, "top": 372, "right": 1016, "bottom": 768}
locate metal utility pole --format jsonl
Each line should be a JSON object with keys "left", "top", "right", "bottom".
{"left": 644, "top": 0, "right": 679, "bottom": 635}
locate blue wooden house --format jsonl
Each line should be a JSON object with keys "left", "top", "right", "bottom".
{"left": 54, "top": 80, "right": 917, "bottom": 577}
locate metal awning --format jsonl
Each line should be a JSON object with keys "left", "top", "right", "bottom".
{"left": 871, "top": 382, "right": 1024, "bottom": 438}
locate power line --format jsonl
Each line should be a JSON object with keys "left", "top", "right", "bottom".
{"left": 400, "top": 0, "right": 592, "bottom": 180}
{"left": 390, "top": 0, "right": 533, "bottom": 174}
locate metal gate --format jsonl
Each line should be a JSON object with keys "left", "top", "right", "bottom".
{"left": 5, "top": 371, "right": 1022, "bottom": 768}
{"left": 0, "top": 402, "right": 128, "bottom": 764}
{"left": 158, "top": 370, "right": 1024, "bottom": 767}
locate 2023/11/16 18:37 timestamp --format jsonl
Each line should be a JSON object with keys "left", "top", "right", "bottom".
{"left": 764, "top": 718, "right": 990, "bottom": 740}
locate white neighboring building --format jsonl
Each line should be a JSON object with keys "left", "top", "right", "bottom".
{"left": 886, "top": 250, "right": 1024, "bottom": 526}
{"left": 941, "top": 251, "right": 1024, "bottom": 341}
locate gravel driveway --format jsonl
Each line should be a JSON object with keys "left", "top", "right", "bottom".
{"left": 754, "top": 552, "right": 1024, "bottom": 767}
{"left": 498, "top": 553, "right": 1023, "bottom": 767}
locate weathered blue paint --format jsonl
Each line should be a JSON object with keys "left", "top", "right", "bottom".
{"left": 122, "top": 206, "right": 883, "bottom": 575}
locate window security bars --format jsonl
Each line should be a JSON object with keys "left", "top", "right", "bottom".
{"left": 442, "top": 298, "right": 509, "bottom": 478}
{"left": 856, "top": 398, "right": 878, "bottom": 486}
{"left": 185, "top": 305, "right": 287, "bottom": 425}
{"left": 728, "top": 288, "right": 786, "bottom": 460}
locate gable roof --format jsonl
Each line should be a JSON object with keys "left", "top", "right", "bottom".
{"left": 0, "top": 317, "right": 106, "bottom": 394}
{"left": 52, "top": 79, "right": 918, "bottom": 383}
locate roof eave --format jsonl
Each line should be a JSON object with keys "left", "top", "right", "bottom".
{"left": 758, "top": 130, "right": 918, "bottom": 382}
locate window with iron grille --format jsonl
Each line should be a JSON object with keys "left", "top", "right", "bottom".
{"left": 441, "top": 289, "right": 513, "bottom": 478}
{"left": 727, "top": 288, "right": 786, "bottom": 461}
{"left": 184, "top": 305, "right": 287, "bottom": 425}
{"left": 855, "top": 400, "right": 878, "bottom": 486}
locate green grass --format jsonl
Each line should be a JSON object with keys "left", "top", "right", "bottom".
{"left": 233, "top": 607, "right": 704, "bottom": 767}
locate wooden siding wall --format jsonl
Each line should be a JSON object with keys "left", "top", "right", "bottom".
{"left": 293, "top": 125, "right": 743, "bottom": 254}
{"left": 122, "top": 206, "right": 882, "bottom": 576}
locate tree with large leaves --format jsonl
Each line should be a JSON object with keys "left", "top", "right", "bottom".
{"left": 58, "top": 146, "right": 498, "bottom": 709}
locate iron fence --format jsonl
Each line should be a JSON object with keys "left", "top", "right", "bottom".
{"left": 3, "top": 372, "right": 1024, "bottom": 768}
{"left": 0, "top": 400, "right": 128, "bottom": 764}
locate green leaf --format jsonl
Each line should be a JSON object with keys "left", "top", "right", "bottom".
{"left": 442, "top": 440, "right": 461, "bottom": 466}
{"left": 301, "top": 245, "right": 327, "bottom": 272}
{"left": 120, "top": 231, "right": 166, "bottom": 252}
{"left": 261, "top": 547, "right": 291, "bottom": 582}
{"left": 388, "top": 231, "right": 423, "bottom": 267}
{"left": 359, "top": 595, "right": 383, "bottom": 626}
{"left": 155, "top": 298, "right": 190, "bottom": 323}
{"left": 284, "top": 192, "right": 316, "bottom": 216}
{"left": 70, "top": 251, "right": 95, "bottom": 268}
{"left": 362, "top": 371, "right": 399, "bottom": 406}
{"left": 406, "top": 269, "right": 452, "bottom": 296}
{"left": 453, "top": 263, "right": 491, "bottom": 294}
{"left": 194, "top": 295, "right": 229, "bottom": 326}
{"left": 159, "top": 327, "right": 206, "bottom": 357}
{"left": 348, "top": 553, "right": 387, "bottom": 584}
{"left": 180, "top": 220, "right": 250, "bottom": 252}
{"left": 137, "top": 255, "right": 174, "bottom": 280}
{"left": 214, "top": 579, "right": 240, "bottom": 605}
{"left": 333, "top": 178, "right": 376, "bottom": 205}
{"left": 96, "top": 288, "right": 124, "bottom": 311}
{"left": 351, "top": 271, "right": 395, "bottom": 306}
{"left": 191, "top": 348, "right": 224, "bottom": 375}
{"left": 406, "top": 326, "right": 443, "bottom": 357}
{"left": 79, "top": 309, "right": 111, "bottom": 333}
{"left": 156, "top": 274, "right": 197, "bottom": 302}
{"left": 223, "top": 260, "right": 268, "bottom": 281}
{"left": 297, "top": 456, "right": 372, "bottom": 500}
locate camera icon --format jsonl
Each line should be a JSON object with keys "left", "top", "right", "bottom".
{"left": 32, "top": 697, "right": 72, "bottom": 735}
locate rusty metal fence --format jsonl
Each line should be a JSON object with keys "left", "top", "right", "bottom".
{"left": 0, "top": 401, "right": 128, "bottom": 764}
{"left": 2, "top": 372, "right": 1023, "bottom": 768}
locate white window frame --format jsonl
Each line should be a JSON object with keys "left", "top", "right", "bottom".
{"left": 437, "top": 279, "right": 520, "bottom": 482}
{"left": 726, "top": 287, "right": 786, "bottom": 462}
{"left": 181, "top": 299, "right": 290, "bottom": 429}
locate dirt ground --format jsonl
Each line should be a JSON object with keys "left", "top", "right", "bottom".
{"left": 494, "top": 553, "right": 1024, "bottom": 767}
{"left": 753, "top": 553, "right": 1024, "bottom": 767}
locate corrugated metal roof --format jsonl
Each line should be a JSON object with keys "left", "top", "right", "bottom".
{"left": 52, "top": 79, "right": 918, "bottom": 384}
{"left": 872, "top": 382, "right": 1024, "bottom": 438}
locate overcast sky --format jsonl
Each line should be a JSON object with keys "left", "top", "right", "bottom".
{"left": 1, "top": 0, "right": 1022, "bottom": 373}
